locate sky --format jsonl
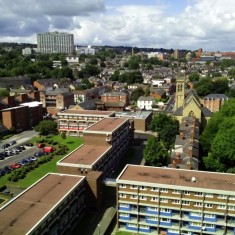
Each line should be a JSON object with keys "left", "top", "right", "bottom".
{"left": 0, "top": 0, "right": 235, "bottom": 51}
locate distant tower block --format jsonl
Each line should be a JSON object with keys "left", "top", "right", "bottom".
{"left": 174, "top": 49, "right": 180, "bottom": 60}
{"left": 174, "top": 77, "right": 185, "bottom": 111}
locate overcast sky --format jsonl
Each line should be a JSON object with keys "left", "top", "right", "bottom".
{"left": 0, "top": 0, "right": 235, "bottom": 51}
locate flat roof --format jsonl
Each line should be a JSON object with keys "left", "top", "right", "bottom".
{"left": 57, "top": 109, "right": 115, "bottom": 116}
{"left": 84, "top": 117, "right": 128, "bottom": 133}
{"left": 115, "top": 111, "right": 152, "bottom": 120}
{"left": 0, "top": 173, "right": 85, "bottom": 235}
{"left": 58, "top": 144, "right": 111, "bottom": 167}
{"left": 117, "top": 165, "right": 235, "bottom": 193}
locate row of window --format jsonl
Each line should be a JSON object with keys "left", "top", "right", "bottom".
{"left": 119, "top": 195, "right": 235, "bottom": 210}
{"left": 119, "top": 185, "right": 235, "bottom": 199}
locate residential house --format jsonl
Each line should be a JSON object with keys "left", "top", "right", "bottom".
{"left": 137, "top": 96, "right": 155, "bottom": 110}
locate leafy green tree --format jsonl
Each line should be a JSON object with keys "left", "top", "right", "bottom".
{"left": 144, "top": 136, "right": 169, "bottom": 167}
{"left": 188, "top": 72, "right": 200, "bottom": 82}
{"left": 34, "top": 120, "right": 57, "bottom": 135}
{"left": 118, "top": 71, "right": 143, "bottom": 84}
{"left": 0, "top": 89, "right": 9, "bottom": 97}
{"left": 131, "top": 87, "right": 145, "bottom": 102}
{"left": 110, "top": 70, "right": 120, "bottom": 81}
{"left": 60, "top": 132, "right": 66, "bottom": 139}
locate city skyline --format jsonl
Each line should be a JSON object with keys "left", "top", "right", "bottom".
{"left": 0, "top": 0, "right": 235, "bottom": 51}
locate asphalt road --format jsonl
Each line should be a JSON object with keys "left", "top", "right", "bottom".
{"left": 0, "top": 130, "right": 39, "bottom": 168}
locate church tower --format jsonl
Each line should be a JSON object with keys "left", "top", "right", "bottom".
{"left": 174, "top": 77, "right": 185, "bottom": 111}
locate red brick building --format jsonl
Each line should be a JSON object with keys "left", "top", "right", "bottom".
{"left": 203, "top": 94, "right": 229, "bottom": 112}
{"left": 101, "top": 91, "right": 129, "bottom": 106}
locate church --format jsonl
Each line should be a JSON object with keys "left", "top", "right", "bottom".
{"left": 173, "top": 77, "right": 212, "bottom": 129}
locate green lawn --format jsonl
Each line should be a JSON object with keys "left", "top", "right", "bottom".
{"left": 0, "top": 135, "right": 83, "bottom": 189}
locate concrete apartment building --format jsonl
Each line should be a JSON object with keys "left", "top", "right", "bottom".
{"left": 57, "top": 109, "right": 115, "bottom": 136}
{"left": 203, "top": 94, "right": 229, "bottom": 112}
{"left": 117, "top": 165, "right": 235, "bottom": 235}
{"left": 0, "top": 173, "right": 86, "bottom": 235}
{"left": 57, "top": 117, "right": 133, "bottom": 178}
{"left": 37, "top": 32, "right": 74, "bottom": 54}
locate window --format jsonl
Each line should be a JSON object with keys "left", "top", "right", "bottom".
{"left": 151, "top": 197, "right": 158, "bottom": 201}
{"left": 160, "top": 208, "right": 170, "bottom": 212}
{"left": 195, "top": 192, "right": 203, "bottom": 197}
{"left": 190, "top": 222, "right": 201, "bottom": 227}
{"left": 228, "top": 206, "right": 235, "bottom": 210}
{"left": 139, "top": 196, "right": 147, "bottom": 200}
{"left": 151, "top": 187, "right": 158, "bottom": 192}
{"left": 218, "top": 194, "right": 227, "bottom": 199}
{"left": 119, "top": 194, "right": 126, "bottom": 198}
{"left": 172, "top": 189, "right": 181, "bottom": 194}
{"left": 140, "top": 186, "right": 147, "bottom": 190}
{"left": 205, "top": 193, "right": 213, "bottom": 198}
{"left": 229, "top": 196, "right": 235, "bottom": 200}
{"left": 172, "top": 199, "right": 180, "bottom": 204}
{"left": 204, "top": 203, "right": 213, "bottom": 208}
{"left": 160, "top": 188, "right": 168, "bottom": 193}
{"left": 120, "top": 203, "right": 129, "bottom": 208}
{"left": 161, "top": 218, "right": 170, "bottom": 222}
{"left": 130, "top": 195, "right": 137, "bottom": 199}
{"left": 120, "top": 184, "right": 126, "bottom": 188}
{"left": 160, "top": 198, "right": 168, "bottom": 203}
{"left": 204, "top": 214, "right": 214, "bottom": 218}
{"left": 139, "top": 225, "right": 149, "bottom": 229}
{"left": 130, "top": 185, "right": 138, "bottom": 189}
{"left": 204, "top": 224, "right": 214, "bottom": 228}
{"left": 128, "top": 223, "right": 137, "bottom": 228}
{"left": 182, "top": 200, "right": 190, "bottom": 205}
{"left": 191, "top": 212, "right": 202, "bottom": 217}
{"left": 148, "top": 207, "right": 157, "bottom": 211}
{"left": 194, "top": 202, "right": 203, "bottom": 207}
{"left": 217, "top": 205, "right": 226, "bottom": 209}
{"left": 148, "top": 216, "right": 157, "bottom": 221}
{"left": 183, "top": 191, "right": 190, "bottom": 195}
{"left": 120, "top": 213, "right": 129, "bottom": 217}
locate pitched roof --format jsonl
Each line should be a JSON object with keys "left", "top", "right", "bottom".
{"left": 204, "top": 94, "right": 229, "bottom": 99}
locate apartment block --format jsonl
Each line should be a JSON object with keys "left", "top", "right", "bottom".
{"left": 203, "top": 94, "right": 229, "bottom": 112}
{"left": 117, "top": 165, "right": 235, "bottom": 235}
{"left": 57, "top": 110, "right": 115, "bottom": 136}
{"left": 37, "top": 32, "right": 74, "bottom": 54}
{"left": 0, "top": 173, "right": 86, "bottom": 235}
{"left": 57, "top": 117, "right": 133, "bottom": 178}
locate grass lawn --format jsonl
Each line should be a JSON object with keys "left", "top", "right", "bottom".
{"left": 115, "top": 232, "right": 133, "bottom": 235}
{"left": 0, "top": 135, "right": 83, "bottom": 189}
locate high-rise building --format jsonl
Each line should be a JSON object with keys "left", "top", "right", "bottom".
{"left": 37, "top": 32, "right": 74, "bottom": 54}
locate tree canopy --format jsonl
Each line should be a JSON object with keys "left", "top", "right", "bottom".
{"left": 34, "top": 120, "right": 58, "bottom": 135}
{"left": 201, "top": 98, "right": 235, "bottom": 172}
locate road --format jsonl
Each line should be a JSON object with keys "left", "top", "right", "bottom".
{"left": 0, "top": 130, "right": 39, "bottom": 168}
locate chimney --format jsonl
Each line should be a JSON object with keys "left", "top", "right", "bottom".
{"left": 176, "top": 152, "right": 181, "bottom": 159}
{"left": 180, "top": 132, "right": 185, "bottom": 140}
{"left": 172, "top": 159, "right": 177, "bottom": 168}
{"left": 186, "top": 159, "right": 192, "bottom": 170}
{"left": 188, "top": 146, "right": 193, "bottom": 157}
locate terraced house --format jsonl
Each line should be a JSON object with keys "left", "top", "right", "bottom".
{"left": 117, "top": 165, "right": 235, "bottom": 235}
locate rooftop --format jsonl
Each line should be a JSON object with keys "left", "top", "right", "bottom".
{"left": 117, "top": 165, "right": 235, "bottom": 193}
{"left": 84, "top": 117, "right": 128, "bottom": 133}
{"left": 115, "top": 111, "right": 152, "bottom": 120}
{"left": 0, "top": 173, "right": 84, "bottom": 235}
{"left": 57, "top": 109, "right": 115, "bottom": 116}
{"left": 58, "top": 144, "right": 111, "bottom": 166}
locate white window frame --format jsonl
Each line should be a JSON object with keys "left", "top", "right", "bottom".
{"left": 160, "top": 198, "right": 168, "bottom": 203}
{"left": 182, "top": 200, "right": 190, "bottom": 205}
{"left": 194, "top": 202, "right": 203, "bottom": 207}
{"left": 130, "top": 195, "right": 138, "bottom": 199}
{"left": 140, "top": 186, "right": 147, "bottom": 190}
{"left": 130, "top": 185, "right": 138, "bottom": 189}
{"left": 139, "top": 196, "right": 147, "bottom": 201}
{"left": 172, "top": 199, "right": 180, "bottom": 204}
{"left": 119, "top": 193, "right": 126, "bottom": 198}
{"left": 172, "top": 189, "right": 181, "bottom": 194}
{"left": 205, "top": 193, "right": 213, "bottom": 198}
{"left": 217, "top": 205, "right": 226, "bottom": 209}
{"left": 120, "top": 184, "right": 126, "bottom": 188}
{"left": 204, "top": 203, "right": 213, "bottom": 208}
{"left": 160, "top": 188, "right": 168, "bottom": 193}
{"left": 195, "top": 192, "right": 203, "bottom": 197}
{"left": 183, "top": 191, "right": 190, "bottom": 195}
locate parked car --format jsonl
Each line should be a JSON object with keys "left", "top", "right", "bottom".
{"left": 18, "top": 159, "right": 30, "bottom": 166}
{"left": 3, "top": 166, "right": 13, "bottom": 173}
{"left": 10, "top": 163, "right": 21, "bottom": 170}
{"left": 0, "top": 155, "right": 5, "bottom": 160}
{"left": 34, "top": 151, "right": 46, "bottom": 157}
{"left": 0, "top": 169, "right": 6, "bottom": 176}
{"left": 38, "top": 143, "right": 45, "bottom": 148}
{"left": 19, "top": 146, "right": 25, "bottom": 151}
{"left": 29, "top": 156, "right": 37, "bottom": 161}
{"left": 9, "top": 140, "right": 17, "bottom": 146}
{"left": 43, "top": 146, "right": 55, "bottom": 153}
{"left": 1, "top": 143, "right": 10, "bottom": 149}
{"left": 25, "top": 143, "right": 33, "bottom": 147}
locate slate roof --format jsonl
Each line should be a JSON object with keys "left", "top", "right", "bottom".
{"left": 204, "top": 94, "right": 229, "bottom": 100}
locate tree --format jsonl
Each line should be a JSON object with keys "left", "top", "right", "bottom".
{"left": 188, "top": 72, "right": 200, "bottom": 82}
{"left": 144, "top": 136, "right": 169, "bottom": 167}
{"left": 131, "top": 87, "right": 145, "bottom": 102}
{"left": 0, "top": 89, "right": 9, "bottom": 97}
{"left": 60, "top": 132, "right": 66, "bottom": 139}
{"left": 34, "top": 120, "right": 57, "bottom": 135}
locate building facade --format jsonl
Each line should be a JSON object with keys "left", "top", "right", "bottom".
{"left": 117, "top": 165, "right": 235, "bottom": 235}
{"left": 0, "top": 173, "right": 86, "bottom": 235}
{"left": 37, "top": 32, "right": 74, "bottom": 54}
{"left": 57, "top": 110, "right": 115, "bottom": 136}
{"left": 203, "top": 94, "right": 229, "bottom": 112}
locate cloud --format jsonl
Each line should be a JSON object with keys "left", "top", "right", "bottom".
{"left": 0, "top": 0, "right": 235, "bottom": 51}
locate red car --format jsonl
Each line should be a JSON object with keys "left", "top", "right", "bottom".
{"left": 10, "top": 163, "right": 21, "bottom": 169}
